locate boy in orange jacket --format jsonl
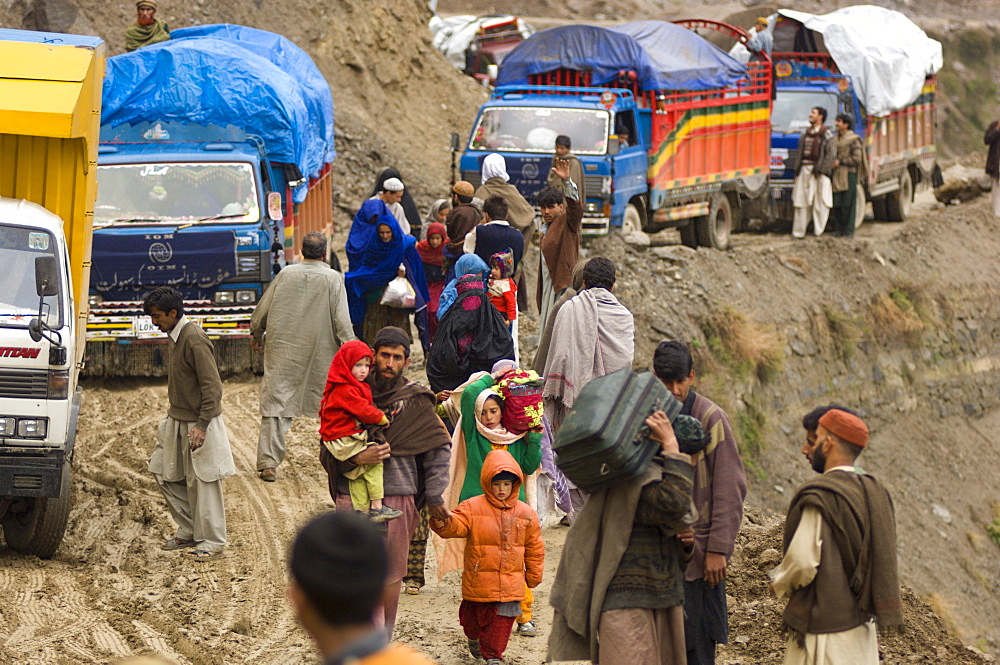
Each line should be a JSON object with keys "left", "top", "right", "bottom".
{"left": 430, "top": 449, "right": 544, "bottom": 665}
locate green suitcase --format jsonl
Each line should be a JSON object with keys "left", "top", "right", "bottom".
{"left": 553, "top": 367, "right": 680, "bottom": 492}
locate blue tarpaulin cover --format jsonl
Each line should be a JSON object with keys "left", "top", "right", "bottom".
{"left": 611, "top": 21, "right": 746, "bottom": 90}
{"left": 496, "top": 23, "right": 745, "bottom": 91}
{"left": 101, "top": 27, "right": 333, "bottom": 202}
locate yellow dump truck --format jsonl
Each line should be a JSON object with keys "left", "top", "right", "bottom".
{"left": 0, "top": 28, "right": 105, "bottom": 557}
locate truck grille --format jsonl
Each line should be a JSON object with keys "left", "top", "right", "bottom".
{"left": 0, "top": 370, "right": 48, "bottom": 399}
{"left": 583, "top": 174, "right": 608, "bottom": 197}
{"left": 237, "top": 253, "right": 261, "bottom": 276}
{"left": 461, "top": 170, "right": 482, "bottom": 187}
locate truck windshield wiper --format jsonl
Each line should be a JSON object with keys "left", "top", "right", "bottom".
{"left": 100, "top": 218, "right": 163, "bottom": 226}
{"left": 193, "top": 213, "right": 248, "bottom": 222}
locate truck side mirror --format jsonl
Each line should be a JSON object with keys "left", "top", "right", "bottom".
{"left": 34, "top": 255, "right": 59, "bottom": 297}
{"left": 450, "top": 132, "right": 462, "bottom": 152}
{"left": 606, "top": 138, "right": 621, "bottom": 156}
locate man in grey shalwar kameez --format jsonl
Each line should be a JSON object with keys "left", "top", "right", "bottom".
{"left": 251, "top": 232, "right": 355, "bottom": 481}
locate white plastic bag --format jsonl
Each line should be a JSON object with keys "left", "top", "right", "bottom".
{"left": 380, "top": 275, "right": 416, "bottom": 308}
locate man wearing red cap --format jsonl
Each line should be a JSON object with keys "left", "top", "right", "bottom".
{"left": 770, "top": 409, "right": 903, "bottom": 664}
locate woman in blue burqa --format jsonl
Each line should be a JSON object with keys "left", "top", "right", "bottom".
{"left": 345, "top": 198, "right": 430, "bottom": 351}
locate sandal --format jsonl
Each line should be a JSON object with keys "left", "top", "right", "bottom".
{"left": 259, "top": 468, "right": 277, "bottom": 482}
{"left": 161, "top": 537, "right": 196, "bottom": 551}
{"left": 404, "top": 584, "right": 421, "bottom": 595}
{"left": 184, "top": 549, "right": 226, "bottom": 561}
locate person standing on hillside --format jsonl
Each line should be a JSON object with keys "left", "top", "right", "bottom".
{"left": 546, "top": 135, "right": 587, "bottom": 206}
{"left": 791, "top": 107, "right": 836, "bottom": 238}
{"left": 251, "top": 232, "right": 355, "bottom": 483}
{"left": 984, "top": 120, "right": 1000, "bottom": 218}
{"left": 652, "top": 341, "right": 747, "bottom": 665}
{"left": 536, "top": 158, "right": 583, "bottom": 333}
{"left": 830, "top": 114, "right": 868, "bottom": 238}
{"left": 125, "top": 0, "right": 170, "bottom": 52}
{"left": 771, "top": 409, "right": 903, "bottom": 665}
{"left": 320, "top": 326, "right": 452, "bottom": 638}
{"left": 288, "top": 511, "right": 438, "bottom": 664}
{"left": 143, "top": 286, "right": 236, "bottom": 562}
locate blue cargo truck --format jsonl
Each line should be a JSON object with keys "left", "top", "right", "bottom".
{"left": 457, "top": 21, "right": 773, "bottom": 248}
{"left": 85, "top": 25, "right": 335, "bottom": 376}
{"left": 766, "top": 9, "right": 940, "bottom": 227}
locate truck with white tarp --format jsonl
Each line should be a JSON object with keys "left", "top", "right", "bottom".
{"left": 741, "top": 6, "right": 943, "bottom": 225}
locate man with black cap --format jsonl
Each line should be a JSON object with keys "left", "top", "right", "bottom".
{"left": 770, "top": 409, "right": 903, "bottom": 665}
{"left": 288, "top": 510, "right": 436, "bottom": 664}
{"left": 125, "top": 0, "right": 170, "bottom": 52}
{"left": 319, "top": 326, "right": 451, "bottom": 638}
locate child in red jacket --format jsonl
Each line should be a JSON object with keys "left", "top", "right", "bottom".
{"left": 487, "top": 250, "right": 517, "bottom": 327}
{"left": 319, "top": 340, "right": 399, "bottom": 523}
{"left": 431, "top": 449, "right": 544, "bottom": 665}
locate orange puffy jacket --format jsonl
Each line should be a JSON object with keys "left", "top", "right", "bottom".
{"left": 431, "top": 449, "right": 544, "bottom": 603}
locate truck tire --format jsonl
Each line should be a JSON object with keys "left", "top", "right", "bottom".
{"left": 885, "top": 170, "right": 912, "bottom": 222}
{"left": 872, "top": 196, "right": 888, "bottom": 221}
{"left": 679, "top": 222, "right": 698, "bottom": 248}
{"left": 621, "top": 203, "right": 644, "bottom": 235}
{"left": 2, "top": 462, "right": 72, "bottom": 559}
{"left": 696, "top": 194, "right": 732, "bottom": 250}
{"left": 854, "top": 181, "right": 867, "bottom": 231}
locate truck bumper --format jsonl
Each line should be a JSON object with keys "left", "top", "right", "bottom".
{"left": 0, "top": 448, "right": 68, "bottom": 497}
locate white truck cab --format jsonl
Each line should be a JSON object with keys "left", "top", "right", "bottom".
{"left": 0, "top": 198, "right": 80, "bottom": 557}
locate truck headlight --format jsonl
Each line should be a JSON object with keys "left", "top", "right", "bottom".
{"left": 88, "top": 294, "right": 104, "bottom": 306}
{"left": 0, "top": 417, "right": 15, "bottom": 436}
{"left": 48, "top": 370, "right": 69, "bottom": 399}
{"left": 235, "top": 290, "right": 257, "bottom": 304}
{"left": 213, "top": 291, "right": 235, "bottom": 304}
{"left": 17, "top": 419, "right": 47, "bottom": 438}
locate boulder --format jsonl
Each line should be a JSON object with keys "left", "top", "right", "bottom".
{"left": 933, "top": 164, "right": 992, "bottom": 204}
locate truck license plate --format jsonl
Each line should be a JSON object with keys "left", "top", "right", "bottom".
{"left": 133, "top": 317, "right": 161, "bottom": 337}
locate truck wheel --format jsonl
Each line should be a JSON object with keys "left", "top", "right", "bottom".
{"left": 696, "top": 194, "right": 732, "bottom": 250}
{"left": 621, "top": 203, "right": 644, "bottom": 235}
{"left": 679, "top": 222, "right": 698, "bottom": 248}
{"left": 854, "top": 182, "right": 867, "bottom": 231}
{"left": 2, "top": 462, "right": 72, "bottom": 558}
{"left": 872, "top": 196, "right": 888, "bottom": 221}
{"left": 885, "top": 170, "right": 912, "bottom": 222}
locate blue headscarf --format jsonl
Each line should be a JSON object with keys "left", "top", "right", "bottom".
{"left": 437, "top": 253, "right": 489, "bottom": 320}
{"left": 345, "top": 201, "right": 429, "bottom": 326}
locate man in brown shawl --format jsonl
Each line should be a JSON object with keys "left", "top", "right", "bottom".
{"left": 319, "top": 326, "right": 451, "bottom": 638}
{"left": 125, "top": 0, "right": 170, "bottom": 52}
{"left": 830, "top": 113, "right": 868, "bottom": 238}
{"left": 770, "top": 409, "right": 903, "bottom": 665}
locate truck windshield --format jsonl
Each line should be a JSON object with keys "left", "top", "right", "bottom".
{"left": 94, "top": 162, "right": 261, "bottom": 226}
{"left": 772, "top": 90, "right": 840, "bottom": 133}
{"left": 0, "top": 225, "right": 62, "bottom": 329}
{"left": 470, "top": 107, "right": 610, "bottom": 154}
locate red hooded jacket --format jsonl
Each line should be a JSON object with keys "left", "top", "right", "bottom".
{"left": 318, "top": 340, "right": 386, "bottom": 440}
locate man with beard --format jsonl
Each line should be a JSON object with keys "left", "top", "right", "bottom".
{"left": 319, "top": 326, "right": 451, "bottom": 637}
{"left": 536, "top": 158, "right": 582, "bottom": 333}
{"left": 652, "top": 341, "right": 746, "bottom": 665}
{"left": 125, "top": 0, "right": 170, "bottom": 52}
{"left": 771, "top": 409, "right": 903, "bottom": 665}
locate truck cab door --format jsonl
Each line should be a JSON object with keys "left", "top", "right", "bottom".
{"left": 609, "top": 108, "right": 647, "bottom": 226}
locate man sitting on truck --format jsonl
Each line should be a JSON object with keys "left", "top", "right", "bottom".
{"left": 791, "top": 106, "right": 836, "bottom": 239}
{"left": 125, "top": 0, "right": 170, "bottom": 52}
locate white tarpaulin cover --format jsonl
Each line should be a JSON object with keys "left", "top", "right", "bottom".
{"left": 429, "top": 14, "right": 535, "bottom": 70}
{"left": 777, "top": 6, "right": 943, "bottom": 117}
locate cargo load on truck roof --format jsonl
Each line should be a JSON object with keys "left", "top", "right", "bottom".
{"left": 100, "top": 26, "right": 334, "bottom": 202}
{"left": 496, "top": 22, "right": 747, "bottom": 91}
{"left": 773, "top": 6, "right": 942, "bottom": 117}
